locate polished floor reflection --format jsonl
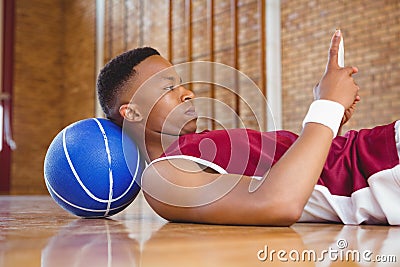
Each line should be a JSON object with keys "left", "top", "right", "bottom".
{"left": 1, "top": 194, "right": 399, "bottom": 267}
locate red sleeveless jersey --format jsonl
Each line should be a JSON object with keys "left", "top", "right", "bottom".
{"left": 161, "top": 122, "right": 399, "bottom": 197}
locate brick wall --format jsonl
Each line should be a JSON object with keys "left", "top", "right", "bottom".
{"left": 104, "top": 0, "right": 267, "bottom": 131}
{"left": 12, "top": 0, "right": 64, "bottom": 194}
{"left": 103, "top": 0, "right": 400, "bottom": 134}
{"left": 281, "top": 0, "right": 400, "bottom": 133}
{"left": 12, "top": 0, "right": 95, "bottom": 194}
{"left": 62, "top": 1, "right": 96, "bottom": 125}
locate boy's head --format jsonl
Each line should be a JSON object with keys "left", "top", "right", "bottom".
{"left": 96, "top": 47, "right": 160, "bottom": 121}
{"left": 96, "top": 47, "right": 197, "bottom": 135}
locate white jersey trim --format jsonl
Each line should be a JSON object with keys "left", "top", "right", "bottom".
{"left": 149, "top": 155, "right": 228, "bottom": 174}
{"left": 300, "top": 165, "right": 400, "bottom": 225}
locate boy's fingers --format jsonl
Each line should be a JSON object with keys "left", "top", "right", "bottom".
{"left": 327, "top": 30, "right": 342, "bottom": 70}
{"left": 343, "top": 66, "right": 357, "bottom": 76}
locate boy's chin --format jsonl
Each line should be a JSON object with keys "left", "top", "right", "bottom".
{"left": 179, "top": 120, "right": 198, "bottom": 135}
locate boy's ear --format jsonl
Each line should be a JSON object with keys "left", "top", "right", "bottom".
{"left": 119, "top": 103, "right": 143, "bottom": 122}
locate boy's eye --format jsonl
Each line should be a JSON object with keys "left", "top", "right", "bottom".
{"left": 164, "top": 85, "right": 176, "bottom": 91}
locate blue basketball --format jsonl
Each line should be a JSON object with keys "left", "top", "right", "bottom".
{"left": 44, "top": 118, "right": 144, "bottom": 218}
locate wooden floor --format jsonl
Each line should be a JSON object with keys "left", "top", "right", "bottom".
{"left": 1, "top": 194, "right": 399, "bottom": 267}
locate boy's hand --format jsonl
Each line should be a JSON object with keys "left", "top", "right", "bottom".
{"left": 313, "top": 30, "right": 360, "bottom": 110}
{"left": 341, "top": 95, "right": 360, "bottom": 126}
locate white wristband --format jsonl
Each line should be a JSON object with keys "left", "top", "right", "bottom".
{"left": 302, "top": 100, "right": 345, "bottom": 138}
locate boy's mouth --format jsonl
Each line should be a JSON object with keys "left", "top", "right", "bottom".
{"left": 184, "top": 106, "right": 198, "bottom": 118}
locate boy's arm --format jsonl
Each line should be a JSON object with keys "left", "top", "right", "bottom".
{"left": 143, "top": 122, "right": 333, "bottom": 226}
{"left": 142, "top": 31, "right": 359, "bottom": 226}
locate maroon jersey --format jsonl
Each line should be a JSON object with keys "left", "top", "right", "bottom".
{"left": 161, "top": 122, "right": 399, "bottom": 197}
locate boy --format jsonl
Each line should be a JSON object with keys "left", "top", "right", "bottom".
{"left": 97, "top": 31, "right": 400, "bottom": 226}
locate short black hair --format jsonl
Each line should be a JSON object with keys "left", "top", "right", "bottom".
{"left": 96, "top": 47, "right": 160, "bottom": 118}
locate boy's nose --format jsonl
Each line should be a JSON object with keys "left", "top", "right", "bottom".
{"left": 181, "top": 86, "right": 195, "bottom": 102}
